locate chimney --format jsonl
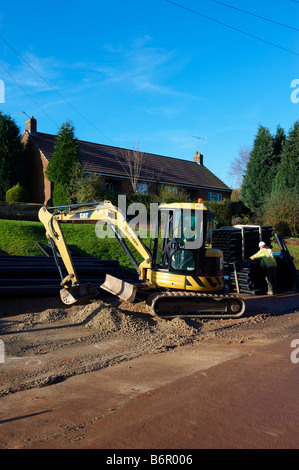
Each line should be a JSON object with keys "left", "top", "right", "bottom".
{"left": 25, "top": 116, "right": 37, "bottom": 134}
{"left": 193, "top": 151, "right": 203, "bottom": 165}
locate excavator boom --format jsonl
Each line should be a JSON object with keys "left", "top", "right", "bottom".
{"left": 38, "top": 201, "right": 151, "bottom": 305}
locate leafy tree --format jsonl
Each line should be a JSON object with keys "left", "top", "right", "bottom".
{"left": 273, "top": 124, "right": 286, "bottom": 161}
{"left": 46, "top": 121, "right": 82, "bottom": 188}
{"left": 52, "top": 182, "right": 71, "bottom": 206}
{"left": 262, "top": 187, "right": 299, "bottom": 238}
{"left": 0, "top": 112, "right": 26, "bottom": 200}
{"left": 241, "top": 125, "right": 274, "bottom": 212}
{"left": 272, "top": 121, "right": 299, "bottom": 194}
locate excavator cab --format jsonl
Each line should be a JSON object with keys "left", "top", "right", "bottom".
{"left": 151, "top": 205, "right": 221, "bottom": 280}
{"left": 152, "top": 206, "right": 206, "bottom": 274}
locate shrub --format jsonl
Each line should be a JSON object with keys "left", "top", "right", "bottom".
{"left": 5, "top": 183, "right": 30, "bottom": 203}
{"left": 204, "top": 199, "right": 232, "bottom": 228}
{"left": 158, "top": 186, "right": 189, "bottom": 203}
{"left": 261, "top": 188, "right": 299, "bottom": 238}
{"left": 75, "top": 175, "right": 112, "bottom": 204}
{"left": 0, "top": 113, "right": 27, "bottom": 200}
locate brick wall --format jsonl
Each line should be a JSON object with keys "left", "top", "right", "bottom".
{"left": 187, "top": 187, "right": 231, "bottom": 201}
{"left": 22, "top": 133, "right": 52, "bottom": 204}
{"left": 106, "top": 177, "right": 231, "bottom": 201}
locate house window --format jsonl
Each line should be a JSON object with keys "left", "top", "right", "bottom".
{"left": 208, "top": 192, "right": 222, "bottom": 202}
{"left": 106, "top": 182, "right": 115, "bottom": 193}
{"left": 164, "top": 185, "right": 178, "bottom": 196}
{"left": 136, "top": 183, "right": 148, "bottom": 194}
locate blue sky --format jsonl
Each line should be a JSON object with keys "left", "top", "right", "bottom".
{"left": 0, "top": 0, "right": 298, "bottom": 187}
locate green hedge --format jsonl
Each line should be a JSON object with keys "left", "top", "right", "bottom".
{"left": 203, "top": 199, "right": 232, "bottom": 228}
{"left": 5, "top": 183, "right": 30, "bottom": 203}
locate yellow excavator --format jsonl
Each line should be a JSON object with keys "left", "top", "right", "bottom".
{"left": 38, "top": 200, "right": 245, "bottom": 319}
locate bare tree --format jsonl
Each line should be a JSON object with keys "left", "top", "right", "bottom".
{"left": 229, "top": 145, "right": 251, "bottom": 188}
{"left": 118, "top": 142, "right": 159, "bottom": 193}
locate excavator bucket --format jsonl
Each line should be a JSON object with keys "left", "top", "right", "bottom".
{"left": 60, "top": 283, "right": 100, "bottom": 305}
{"left": 100, "top": 274, "right": 137, "bottom": 302}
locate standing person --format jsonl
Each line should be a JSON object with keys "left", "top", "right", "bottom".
{"left": 250, "top": 241, "right": 277, "bottom": 295}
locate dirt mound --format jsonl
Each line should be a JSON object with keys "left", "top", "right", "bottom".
{"left": 64, "top": 298, "right": 199, "bottom": 351}
{"left": 0, "top": 296, "right": 199, "bottom": 397}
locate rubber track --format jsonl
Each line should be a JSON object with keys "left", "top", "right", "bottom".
{"left": 148, "top": 291, "right": 246, "bottom": 319}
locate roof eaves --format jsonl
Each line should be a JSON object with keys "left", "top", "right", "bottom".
{"left": 87, "top": 171, "right": 231, "bottom": 192}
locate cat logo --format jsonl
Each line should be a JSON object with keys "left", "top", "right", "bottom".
{"left": 79, "top": 212, "right": 89, "bottom": 219}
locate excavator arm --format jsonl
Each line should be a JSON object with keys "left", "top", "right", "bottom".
{"left": 38, "top": 201, "right": 152, "bottom": 304}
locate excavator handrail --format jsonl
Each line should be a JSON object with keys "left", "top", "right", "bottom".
{"left": 46, "top": 201, "right": 110, "bottom": 210}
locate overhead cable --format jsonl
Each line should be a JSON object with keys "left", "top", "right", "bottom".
{"left": 0, "top": 62, "right": 59, "bottom": 127}
{"left": 165, "top": 0, "right": 299, "bottom": 56}
{"left": 211, "top": 0, "right": 299, "bottom": 32}
{"left": 0, "top": 34, "right": 115, "bottom": 144}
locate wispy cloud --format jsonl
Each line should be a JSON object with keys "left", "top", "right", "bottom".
{"left": 2, "top": 36, "right": 200, "bottom": 106}
{"left": 2, "top": 51, "right": 63, "bottom": 92}
{"left": 81, "top": 36, "right": 191, "bottom": 96}
{"left": 0, "top": 37, "right": 203, "bottom": 134}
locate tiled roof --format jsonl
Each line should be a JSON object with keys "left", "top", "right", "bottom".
{"left": 27, "top": 131, "right": 231, "bottom": 192}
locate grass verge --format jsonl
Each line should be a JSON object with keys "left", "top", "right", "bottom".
{"left": 0, "top": 219, "right": 298, "bottom": 269}
{"left": 0, "top": 219, "right": 147, "bottom": 270}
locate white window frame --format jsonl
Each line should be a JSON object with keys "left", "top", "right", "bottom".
{"left": 208, "top": 192, "right": 223, "bottom": 202}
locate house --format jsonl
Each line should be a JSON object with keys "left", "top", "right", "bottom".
{"left": 22, "top": 117, "right": 232, "bottom": 205}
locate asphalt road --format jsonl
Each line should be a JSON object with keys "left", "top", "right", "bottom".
{"left": 1, "top": 310, "right": 299, "bottom": 452}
